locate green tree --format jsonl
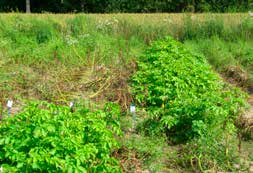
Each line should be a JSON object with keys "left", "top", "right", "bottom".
{"left": 0, "top": 0, "right": 252, "bottom": 13}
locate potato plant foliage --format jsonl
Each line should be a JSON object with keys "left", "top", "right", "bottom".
{"left": 132, "top": 37, "right": 247, "bottom": 169}
{"left": 0, "top": 102, "right": 122, "bottom": 172}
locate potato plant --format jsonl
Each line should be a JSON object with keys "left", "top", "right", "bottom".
{"left": 0, "top": 102, "right": 122, "bottom": 172}
{"left": 132, "top": 37, "right": 247, "bottom": 170}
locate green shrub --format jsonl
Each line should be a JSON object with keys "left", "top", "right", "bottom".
{"left": 132, "top": 37, "right": 247, "bottom": 170}
{"left": 0, "top": 101, "right": 122, "bottom": 172}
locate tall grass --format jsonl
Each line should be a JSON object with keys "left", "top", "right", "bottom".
{"left": 184, "top": 37, "right": 253, "bottom": 91}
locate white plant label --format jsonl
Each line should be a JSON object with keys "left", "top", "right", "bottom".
{"left": 69, "top": 102, "right": 74, "bottom": 108}
{"left": 7, "top": 100, "right": 13, "bottom": 108}
{"left": 130, "top": 105, "right": 136, "bottom": 113}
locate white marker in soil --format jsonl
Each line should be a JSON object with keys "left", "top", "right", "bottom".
{"left": 70, "top": 101, "right": 74, "bottom": 113}
{"left": 130, "top": 104, "right": 136, "bottom": 130}
{"left": 130, "top": 104, "right": 136, "bottom": 113}
{"left": 6, "top": 100, "right": 13, "bottom": 116}
{"left": 69, "top": 101, "right": 74, "bottom": 108}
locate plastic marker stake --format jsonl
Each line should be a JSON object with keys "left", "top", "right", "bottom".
{"left": 6, "top": 100, "right": 13, "bottom": 116}
{"left": 7, "top": 100, "right": 13, "bottom": 108}
{"left": 130, "top": 104, "right": 136, "bottom": 130}
{"left": 70, "top": 101, "right": 74, "bottom": 113}
{"left": 69, "top": 101, "right": 74, "bottom": 108}
{"left": 130, "top": 104, "right": 136, "bottom": 113}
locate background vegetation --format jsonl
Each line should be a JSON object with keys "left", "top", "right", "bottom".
{"left": 0, "top": 0, "right": 252, "bottom": 13}
{"left": 1, "top": 13, "right": 253, "bottom": 106}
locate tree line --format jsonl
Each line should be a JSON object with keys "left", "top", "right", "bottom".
{"left": 0, "top": 0, "right": 252, "bottom": 13}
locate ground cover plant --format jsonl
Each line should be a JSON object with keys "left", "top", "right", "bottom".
{"left": 0, "top": 101, "right": 122, "bottom": 172}
{"left": 132, "top": 37, "right": 247, "bottom": 171}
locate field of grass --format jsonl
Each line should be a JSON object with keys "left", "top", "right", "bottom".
{"left": 0, "top": 13, "right": 253, "bottom": 172}
{"left": 0, "top": 13, "right": 253, "bottom": 105}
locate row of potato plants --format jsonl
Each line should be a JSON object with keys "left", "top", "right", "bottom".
{"left": 0, "top": 101, "right": 122, "bottom": 172}
{"left": 132, "top": 37, "right": 247, "bottom": 170}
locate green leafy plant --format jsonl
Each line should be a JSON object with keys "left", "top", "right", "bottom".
{"left": 0, "top": 101, "right": 122, "bottom": 172}
{"left": 132, "top": 37, "right": 247, "bottom": 170}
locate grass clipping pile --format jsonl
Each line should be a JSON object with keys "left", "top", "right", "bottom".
{"left": 132, "top": 37, "right": 247, "bottom": 171}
